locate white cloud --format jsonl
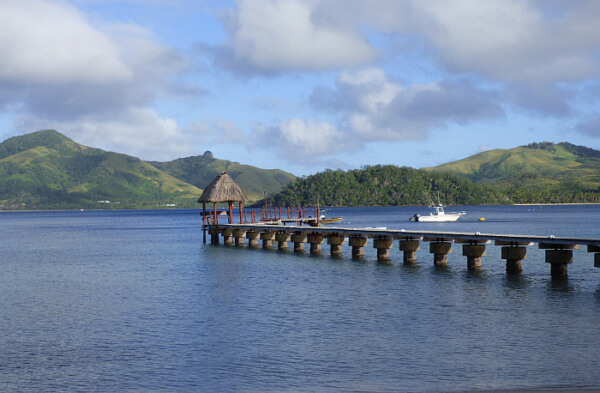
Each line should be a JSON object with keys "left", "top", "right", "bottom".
{"left": 0, "top": 0, "right": 132, "bottom": 84}
{"left": 217, "top": 0, "right": 600, "bottom": 84}
{"left": 316, "top": 0, "right": 600, "bottom": 84}
{"left": 185, "top": 119, "right": 246, "bottom": 144}
{"left": 413, "top": 0, "right": 600, "bottom": 83}
{"left": 311, "top": 68, "right": 504, "bottom": 141}
{"left": 220, "top": 0, "right": 376, "bottom": 72}
{"left": 0, "top": 0, "right": 192, "bottom": 161}
{"left": 15, "top": 108, "right": 193, "bottom": 161}
{"left": 253, "top": 118, "right": 357, "bottom": 163}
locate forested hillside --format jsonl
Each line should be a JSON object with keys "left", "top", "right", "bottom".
{"left": 0, "top": 129, "right": 296, "bottom": 210}
{"left": 427, "top": 142, "right": 600, "bottom": 203}
{"left": 269, "top": 165, "right": 505, "bottom": 207}
{"left": 150, "top": 152, "right": 295, "bottom": 201}
{"left": 0, "top": 130, "right": 202, "bottom": 209}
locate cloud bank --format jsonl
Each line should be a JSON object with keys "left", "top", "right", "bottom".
{"left": 1, "top": 0, "right": 600, "bottom": 171}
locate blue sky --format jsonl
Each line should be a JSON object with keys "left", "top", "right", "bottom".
{"left": 1, "top": 0, "right": 600, "bottom": 176}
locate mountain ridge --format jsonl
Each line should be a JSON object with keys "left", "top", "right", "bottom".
{"left": 2, "top": 131, "right": 599, "bottom": 209}
{"left": 0, "top": 130, "right": 295, "bottom": 210}
{"left": 425, "top": 142, "right": 600, "bottom": 203}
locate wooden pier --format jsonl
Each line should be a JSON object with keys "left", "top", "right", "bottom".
{"left": 204, "top": 223, "right": 600, "bottom": 278}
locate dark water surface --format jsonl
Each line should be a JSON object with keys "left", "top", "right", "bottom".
{"left": 1, "top": 205, "right": 600, "bottom": 392}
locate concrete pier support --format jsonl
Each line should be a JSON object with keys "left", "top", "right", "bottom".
{"left": 373, "top": 238, "right": 394, "bottom": 261}
{"left": 540, "top": 243, "right": 579, "bottom": 278}
{"left": 398, "top": 239, "right": 420, "bottom": 265}
{"left": 428, "top": 241, "right": 452, "bottom": 267}
{"left": 275, "top": 232, "right": 291, "bottom": 250}
{"left": 222, "top": 228, "right": 234, "bottom": 245}
{"left": 260, "top": 232, "right": 276, "bottom": 249}
{"left": 504, "top": 247, "right": 526, "bottom": 274}
{"left": 588, "top": 245, "right": 600, "bottom": 270}
{"left": 327, "top": 234, "right": 345, "bottom": 256}
{"left": 246, "top": 231, "right": 260, "bottom": 248}
{"left": 291, "top": 233, "right": 307, "bottom": 252}
{"left": 233, "top": 229, "right": 246, "bottom": 246}
{"left": 210, "top": 228, "right": 220, "bottom": 245}
{"left": 462, "top": 244, "right": 486, "bottom": 271}
{"left": 308, "top": 233, "right": 325, "bottom": 254}
{"left": 496, "top": 241, "right": 532, "bottom": 274}
{"left": 349, "top": 236, "right": 368, "bottom": 258}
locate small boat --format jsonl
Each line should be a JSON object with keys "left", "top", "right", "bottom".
{"left": 410, "top": 192, "right": 466, "bottom": 222}
{"left": 306, "top": 209, "right": 343, "bottom": 226}
{"left": 307, "top": 216, "right": 343, "bottom": 226}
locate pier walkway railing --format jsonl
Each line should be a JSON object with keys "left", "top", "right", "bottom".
{"left": 204, "top": 223, "right": 600, "bottom": 278}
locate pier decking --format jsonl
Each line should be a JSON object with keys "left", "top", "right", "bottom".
{"left": 205, "top": 223, "right": 600, "bottom": 278}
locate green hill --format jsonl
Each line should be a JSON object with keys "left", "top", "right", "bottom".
{"left": 426, "top": 142, "right": 600, "bottom": 203}
{"left": 0, "top": 130, "right": 202, "bottom": 209}
{"left": 269, "top": 165, "right": 504, "bottom": 207}
{"left": 149, "top": 153, "right": 296, "bottom": 201}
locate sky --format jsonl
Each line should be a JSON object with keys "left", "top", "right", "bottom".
{"left": 1, "top": 0, "right": 600, "bottom": 176}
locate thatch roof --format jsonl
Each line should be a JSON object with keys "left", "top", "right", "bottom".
{"left": 198, "top": 172, "right": 248, "bottom": 203}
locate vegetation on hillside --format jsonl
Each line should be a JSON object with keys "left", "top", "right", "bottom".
{"left": 150, "top": 152, "right": 295, "bottom": 201}
{"left": 427, "top": 142, "right": 600, "bottom": 204}
{"left": 0, "top": 130, "right": 202, "bottom": 210}
{"left": 269, "top": 165, "right": 505, "bottom": 207}
{"left": 2, "top": 131, "right": 598, "bottom": 210}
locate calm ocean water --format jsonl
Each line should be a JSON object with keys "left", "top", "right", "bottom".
{"left": 1, "top": 205, "right": 600, "bottom": 392}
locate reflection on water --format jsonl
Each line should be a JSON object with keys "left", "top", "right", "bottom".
{"left": 1, "top": 206, "right": 600, "bottom": 392}
{"left": 547, "top": 277, "right": 576, "bottom": 293}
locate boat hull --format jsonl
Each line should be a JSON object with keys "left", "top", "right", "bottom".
{"left": 414, "top": 213, "right": 464, "bottom": 222}
{"left": 307, "top": 217, "right": 343, "bottom": 226}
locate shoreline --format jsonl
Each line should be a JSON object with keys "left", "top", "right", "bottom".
{"left": 512, "top": 202, "right": 600, "bottom": 206}
{"left": 451, "top": 388, "right": 600, "bottom": 393}
{"left": 2, "top": 202, "right": 600, "bottom": 213}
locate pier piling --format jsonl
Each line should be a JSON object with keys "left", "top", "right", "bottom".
{"left": 206, "top": 222, "right": 600, "bottom": 279}
{"left": 373, "top": 238, "right": 394, "bottom": 261}
{"left": 222, "top": 228, "right": 234, "bottom": 245}
{"left": 462, "top": 244, "right": 486, "bottom": 271}
{"left": 260, "top": 232, "right": 275, "bottom": 249}
{"left": 246, "top": 231, "right": 260, "bottom": 248}
{"left": 426, "top": 239, "right": 453, "bottom": 267}
{"left": 457, "top": 240, "right": 489, "bottom": 271}
{"left": 210, "top": 228, "right": 220, "bottom": 245}
{"left": 233, "top": 229, "right": 246, "bottom": 246}
{"left": 349, "top": 236, "right": 368, "bottom": 258}
{"left": 540, "top": 243, "right": 579, "bottom": 278}
{"left": 497, "top": 241, "right": 531, "bottom": 274}
{"left": 291, "top": 233, "right": 307, "bottom": 252}
{"left": 398, "top": 239, "right": 420, "bottom": 265}
{"left": 308, "top": 233, "right": 325, "bottom": 254}
{"left": 276, "top": 232, "right": 291, "bottom": 250}
{"left": 327, "top": 234, "right": 345, "bottom": 256}
{"left": 589, "top": 245, "right": 600, "bottom": 269}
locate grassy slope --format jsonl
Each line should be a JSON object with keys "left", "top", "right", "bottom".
{"left": 427, "top": 143, "right": 600, "bottom": 185}
{"left": 150, "top": 154, "right": 296, "bottom": 201}
{"left": 425, "top": 142, "right": 600, "bottom": 202}
{"left": 0, "top": 130, "right": 202, "bottom": 209}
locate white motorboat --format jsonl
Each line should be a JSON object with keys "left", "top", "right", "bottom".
{"left": 410, "top": 192, "right": 466, "bottom": 222}
{"left": 410, "top": 205, "right": 466, "bottom": 222}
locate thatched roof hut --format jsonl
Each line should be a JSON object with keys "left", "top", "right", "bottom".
{"left": 198, "top": 172, "right": 248, "bottom": 203}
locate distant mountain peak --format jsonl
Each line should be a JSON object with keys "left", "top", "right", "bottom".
{"left": 0, "top": 129, "right": 81, "bottom": 160}
{"left": 526, "top": 141, "right": 557, "bottom": 151}
{"left": 526, "top": 141, "right": 600, "bottom": 158}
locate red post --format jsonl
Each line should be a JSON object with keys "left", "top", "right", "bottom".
{"left": 228, "top": 202, "right": 233, "bottom": 224}
{"left": 239, "top": 202, "right": 244, "bottom": 223}
{"left": 213, "top": 203, "right": 217, "bottom": 224}
{"left": 316, "top": 205, "right": 320, "bottom": 227}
